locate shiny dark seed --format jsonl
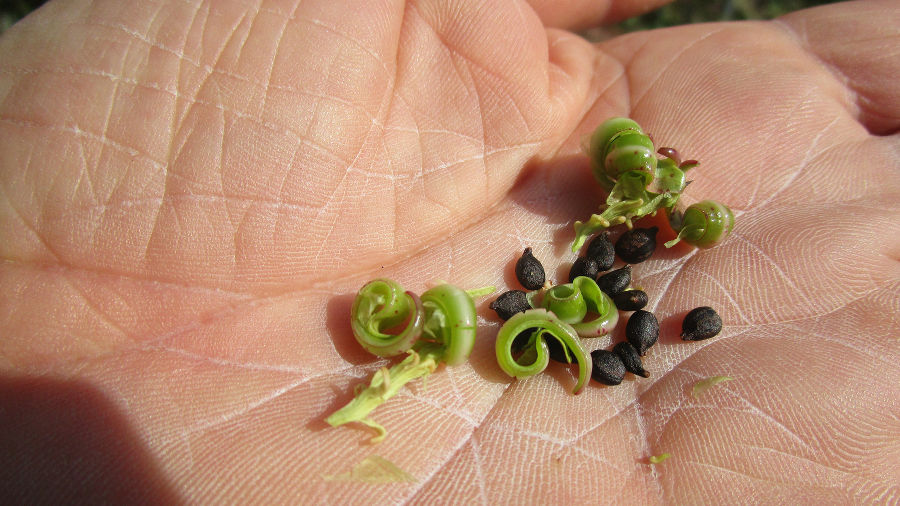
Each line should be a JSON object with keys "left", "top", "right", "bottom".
{"left": 586, "top": 232, "right": 615, "bottom": 271}
{"left": 613, "top": 341, "right": 649, "bottom": 378}
{"left": 625, "top": 310, "right": 659, "bottom": 355}
{"left": 569, "top": 257, "right": 599, "bottom": 283}
{"left": 511, "top": 330, "right": 533, "bottom": 353}
{"left": 681, "top": 306, "right": 723, "bottom": 341}
{"left": 590, "top": 349, "right": 626, "bottom": 386}
{"left": 615, "top": 226, "right": 659, "bottom": 264}
{"left": 546, "top": 337, "right": 570, "bottom": 363}
{"left": 489, "top": 290, "right": 531, "bottom": 321}
{"left": 596, "top": 265, "right": 631, "bottom": 296}
{"left": 515, "top": 247, "right": 545, "bottom": 290}
{"left": 612, "top": 290, "right": 648, "bottom": 311}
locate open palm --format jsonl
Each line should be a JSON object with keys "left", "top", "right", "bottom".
{"left": 2, "top": 0, "right": 898, "bottom": 503}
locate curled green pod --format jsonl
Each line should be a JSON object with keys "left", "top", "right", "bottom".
{"left": 666, "top": 200, "right": 735, "bottom": 248}
{"left": 495, "top": 309, "right": 591, "bottom": 394}
{"left": 587, "top": 117, "right": 642, "bottom": 189}
{"left": 419, "top": 283, "right": 478, "bottom": 366}
{"left": 541, "top": 283, "right": 587, "bottom": 324}
{"left": 603, "top": 130, "right": 656, "bottom": 186}
{"left": 332, "top": 279, "right": 490, "bottom": 442}
{"left": 587, "top": 117, "right": 656, "bottom": 188}
{"left": 532, "top": 277, "right": 618, "bottom": 337}
{"left": 574, "top": 118, "right": 692, "bottom": 252}
{"left": 569, "top": 276, "right": 619, "bottom": 337}
{"left": 350, "top": 278, "right": 424, "bottom": 357}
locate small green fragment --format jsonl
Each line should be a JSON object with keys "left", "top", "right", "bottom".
{"left": 692, "top": 375, "right": 733, "bottom": 398}
{"left": 465, "top": 285, "right": 496, "bottom": 299}
{"left": 323, "top": 455, "right": 416, "bottom": 483}
{"left": 649, "top": 453, "right": 672, "bottom": 464}
{"left": 326, "top": 349, "right": 440, "bottom": 443}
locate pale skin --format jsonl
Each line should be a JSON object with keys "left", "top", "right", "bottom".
{"left": 1, "top": 0, "right": 899, "bottom": 503}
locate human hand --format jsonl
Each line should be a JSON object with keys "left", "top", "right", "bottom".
{"left": 1, "top": 0, "right": 897, "bottom": 503}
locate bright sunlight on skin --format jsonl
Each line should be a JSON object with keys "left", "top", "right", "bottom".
{"left": 0, "top": 0, "right": 898, "bottom": 503}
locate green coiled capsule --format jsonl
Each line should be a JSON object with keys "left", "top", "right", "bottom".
{"left": 528, "top": 276, "right": 619, "bottom": 337}
{"left": 495, "top": 309, "right": 592, "bottom": 394}
{"left": 350, "top": 278, "right": 424, "bottom": 357}
{"left": 573, "top": 118, "right": 689, "bottom": 252}
{"left": 333, "top": 279, "right": 486, "bottom": 442}
{"left": 419, "top": 283, "right": 477, "bottom": 366}
{"left": 588, "top": 117, "right": 657, "bottom": 189}
{"left": 666, "top": 200, "right": 735, "bottom": 249}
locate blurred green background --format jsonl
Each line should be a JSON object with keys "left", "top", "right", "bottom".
{"left": 1, "top": 0, "right": 845, "bottom": 35}
{"left": 618, "top": 0, "right": 843, "bottom": 31}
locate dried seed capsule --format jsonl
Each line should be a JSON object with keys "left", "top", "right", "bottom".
{"left": 515, "top": 247, "right": 545, "bottom": 290}
{"left": 569, "top": 257, "right": 600, "bottom": 283}
{"left": 625, "top": 310, "right": 659, "bottom": 355}
{"left": 586, "top": 232, "right": 615, "bottom": 271}
{"left": 590, "top": 349, "right": 626, "bottom": 386}
{"left": 615, "top": 226, "right": 659, "bottom": 264}
{"left": 681, "top": 306, "right": 722, "bottom": 341}
{"left": 613, "top": 341, "right": 649, "bottom": 378}
{"left": 611, "top": 290, "right": 648, "bottom": 311}
{"left": 596, "top": 265, "right": 631, "bottom": 296}
{"left": 490, "top": 290, "right": 531, "bottom": 321}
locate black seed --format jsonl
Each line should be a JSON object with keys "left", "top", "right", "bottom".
{"left": 596, "top": 265, "right": 631, "bottom": 296}
{"left": 590, "top": 349, "right": 626, "bottom": 386}
{"left": 515, "top": 247, "right": 546, "bottom": 290}
{"left": 612, "top": 290, "right": 649, "bottom": 311}
{"left": 681, "top": 306, "right": 723, "bottom": 341}
{"left": 546, "top": 337, "right": 570, "bottom": 363}
{"left": 625, "top": 310, "right": 659, "bottom": 355}
{"left": 613, "top": 341, "right": 649, "bottom": 378}
{"left": 569, "top": 257, "right": 599, "bottom": 283}
{"left": 511, "top": 330, "right": 533, "bottom": 353}
{"left": 489, "top": 290, "right": 531, "bottom": 321}
{"left": 586, "top": 232, "right": 615, "bottom": 271}
{"left": 615, "top": 226, "right": 659, "bottom": 264}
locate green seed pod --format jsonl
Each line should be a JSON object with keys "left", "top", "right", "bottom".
{"left": 587, "top": 117, "right": 657, "bottom": 188}
{"left": 495, "top": 309, "right": 592, "bottom": 394}
{"left": 666, "top": 200, "right": 735, "bottom": 249}
{"left": 350, "top": 279, "right": 424, "bottom": 357}
{"left": 419, "top": 283, "right": 478, "bottom": 366}
{"left": 542, "top": 283, "right": 587, "bottom": 325}
{"left": 603, "top": 131, "right": 656, "bottom": 186}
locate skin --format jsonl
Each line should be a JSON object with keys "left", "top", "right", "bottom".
{"left": 1, "top": 0, "right": 898, "bottom": 503}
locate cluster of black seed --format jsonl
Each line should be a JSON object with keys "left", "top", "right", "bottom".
{"left": 583, "top": 231, "right": 658, "bottom": 385}
{"left": 490, "top": 227, "right": 723, "bottom": 390}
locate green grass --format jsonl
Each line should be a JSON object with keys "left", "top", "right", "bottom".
{"left": 1, "top": 0, "right": 45, "bottom": 34}
{"left": 618, "top": 0, "right": 844, "bottom": 31}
